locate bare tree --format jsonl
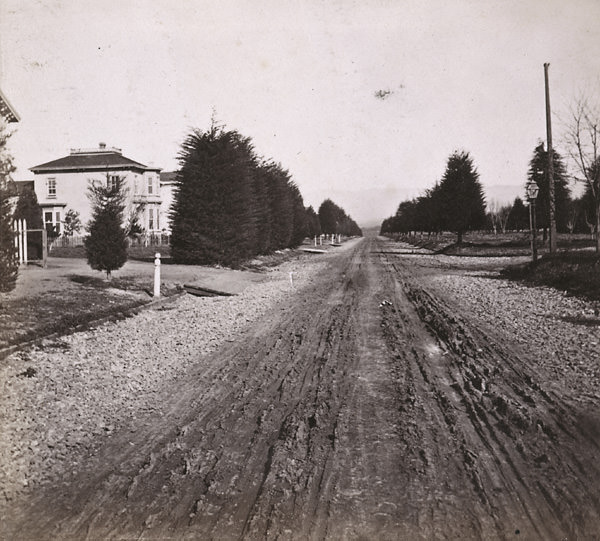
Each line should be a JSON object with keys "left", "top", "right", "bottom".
{"left": 488, "top": 199, "right": 512, "bottom": 234}
{"left": 566, "top": 204, "right": 578, "bottom": 235}
{"left": 564, "top": 96, "right": 600, "bottom": 251}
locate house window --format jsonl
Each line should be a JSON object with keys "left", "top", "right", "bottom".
{"left": 147, "top": 176, "right": 154, "bottom": 195}
{"left": 108, "top": 175, "right": 120, "bottom": 190}
{"left": 47, "top": 178, "right": 56, "bottom": 198}
{"left": 148, "top": 207, "right": 155, "bottom": 230}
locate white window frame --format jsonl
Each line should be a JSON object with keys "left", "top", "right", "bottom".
{"left": 108, "top": 174, "right": 121, "bottom": 191}
{"left": 47, "top": 178, "right": 56, "bottom": 198}
{"left": 148, "top": 207, "right": 154, "bottom": 230}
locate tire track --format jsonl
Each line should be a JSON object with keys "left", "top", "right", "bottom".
{"left": 379, "top": 240, "right": 600, "bottom": 538}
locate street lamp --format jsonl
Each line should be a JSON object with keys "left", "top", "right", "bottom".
{"left": 526, "top": 180, "right": 540, "bottom": 262}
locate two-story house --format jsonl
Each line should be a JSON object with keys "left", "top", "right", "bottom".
{"left": 159, "top": 171, "right": 178, "bottom": 233}
{"left": 30, "top": 143, "right": 162, "bottom": 236}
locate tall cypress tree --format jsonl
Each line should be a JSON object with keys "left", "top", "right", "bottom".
{"left": 318, "top": 199, "right": 339, "bottom": 234}
{"left": 170, "top": 125, "right": 257, "bottom": 266}
{"left": 265, "top": 162, "right": 293, "bottom": 251}
{"left": 437, "top": 151, "right": 487, "bottom": 244}
{"left": 251, "top": 161, "right": 273, "bottom": 255}
{"left": 527, "top": 143, "right": 571, "bottom": 236}
{"left": 289, "top": 182, "right": 308, "bottom": 247}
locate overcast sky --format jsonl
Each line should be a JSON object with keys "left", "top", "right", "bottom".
{"left": 1, "top": 0, "right": 599, "bottom": 225}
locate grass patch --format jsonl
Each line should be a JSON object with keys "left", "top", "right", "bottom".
{"left": 501, "top": 251, "right": 600, "bottom": 301}
{"left": 68, "top": 274, "right": 148, "bottom": 291}
{"left": 0, "top": 289, "right": 149, "bottom": 351}
{"left": 0, "top": 274, "right": 183, "bottom": 354}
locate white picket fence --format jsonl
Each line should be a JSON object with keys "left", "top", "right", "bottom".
{"left": 13, "top": 219, "right": 48, "bottom": 266}
{"left": 51, "top": 233, "right": 170, "bottom": 248}
{"left": 13, "top": 219, "right": 28, "bottom": 263}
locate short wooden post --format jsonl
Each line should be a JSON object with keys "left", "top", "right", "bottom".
{"left": 153, "top": 252, "right": 161, "bottom": 297}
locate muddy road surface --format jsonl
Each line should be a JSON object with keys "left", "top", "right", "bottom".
{"left": 4, "top": 235, "right": 600, "bottom": 539}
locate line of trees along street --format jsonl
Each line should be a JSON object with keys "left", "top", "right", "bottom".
{"left": 170, "top": 123, "right": 361, "bottom": 266}
{"left": 380, "top": 151, "right": 486, "bottom": 243}
{"left": 318, "top": 199, "right": 362, "bottom": 237}
{"left": 381, "top": 144, "right": 597, "bottom": 242}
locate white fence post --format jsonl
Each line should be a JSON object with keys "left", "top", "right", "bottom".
{"left": 153, "top": 252, "right": 161, "bottom": 297}
{"left": 21, "top": 219, "right": 28, "bottom": 264}
{"left": 18, "top": 220, "right": 23, "bottom": 264}
{"left": 13, "top": 222, "right": 18, "bottom": 261}
{"left": 15, "top": 219, "right": 26, "bottom": 264}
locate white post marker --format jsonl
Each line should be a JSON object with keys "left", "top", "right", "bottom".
{"left": 18, "top": 220, "right": 24, "bottom": 264}
{"left": 289, "top": 271, "right": 295, "bottom": 290}
{"left": 154, "top": 252, "right": 161, "bottom": 297}
{"left": 22, "top": 219, "right": 28, "bottom": 264}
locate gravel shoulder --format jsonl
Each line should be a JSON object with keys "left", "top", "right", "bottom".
{"left": 0, "top": 247, "right": 344, "bottom": 507}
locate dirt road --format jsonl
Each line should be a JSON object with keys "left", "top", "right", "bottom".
{"left": 4, "top": 235, "right": 600, "bottom": 539}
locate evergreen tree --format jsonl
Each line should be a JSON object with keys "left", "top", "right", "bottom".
{"left": 0, "top": 121, "right": 18, "bottom": 292}
{"left": 305, "top": 206, "right": 321, "bottom": 238}
{"left": 318, "top": 199, "right": 339, "bottom": 234}
{"left": 170, "top": 124, "right": 258, "bottom": 266}
{"left": 13, "top": 184, "right": 43, "bottom": 229}
{"left": 84, "top": 175, "right": 128, "bottom": 279}
{"left": 526, "top": 143, "right": 571, "bottom": 237}
{"left": 318, "top": 199, "right": 362, "bottom": 236}
{"left": 506, "top": 197, "right": 529, "bottom": 231}
{"left": 264, "top": 162, "right": 293, "bottom": 251}
{"left": 394, "top": 200, "right": 418, "bottom": 234}
{"left": 415, "top": 184, "right": 443, "bottom": 235}
{"left": 289, "top": 182, "right": 308, "bottom": 247}
{"left": 437, "top": 151, "right": 487, "bottom": 244}
{"left": 251, "top": 161, "right": 273, "bottom": 254}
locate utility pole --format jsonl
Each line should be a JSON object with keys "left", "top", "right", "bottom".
{"left": 544, "top": 63, "right": 557, "bottom": 253}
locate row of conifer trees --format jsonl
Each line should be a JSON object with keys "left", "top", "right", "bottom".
{"left": 170, "top": 124, "right": 361, "bottom": 267}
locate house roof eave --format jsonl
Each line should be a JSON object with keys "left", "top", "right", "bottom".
{"left": 0, "top": 88, "right": 20, "bottom": 123}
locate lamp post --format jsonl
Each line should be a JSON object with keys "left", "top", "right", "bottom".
{"left": 526, "top": 180, "right": 540, "bottom": 262}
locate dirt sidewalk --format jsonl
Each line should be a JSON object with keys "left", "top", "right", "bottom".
{"left": 7, "top": 256, "right": 270, "bottom": 299}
